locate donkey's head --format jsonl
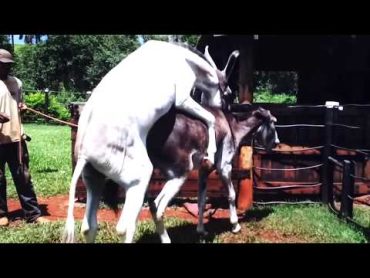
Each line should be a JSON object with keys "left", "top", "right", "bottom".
{"left": 199, "top": 46, "right": 239, "bottom": 108}
{"left": 251, "top": 107, "right": 280, "bottom": 151}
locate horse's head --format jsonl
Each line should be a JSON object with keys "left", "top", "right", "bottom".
{"left": 200, "top": 46, "right": 239, "bottom": 108}
{"left": 251, "top": 107, "right": 280, "bottom": 152}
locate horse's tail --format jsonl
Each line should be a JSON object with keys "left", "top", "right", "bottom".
{"left": 62, "top": 157, "right": 87, "bottom": 243}
{"left": 102, "top": 179, "right": 121, "bottom": 215}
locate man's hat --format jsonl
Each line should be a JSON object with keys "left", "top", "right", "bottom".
{"left": 0, "top": 49, "right": 14, "bottom": 63}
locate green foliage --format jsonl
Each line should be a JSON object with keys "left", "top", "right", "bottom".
{"left": 181, "top": 35, "right": 201, "bottom": 47}
{"left": 254, "top": 71, "right": 298, "bottom": 95}
{"left": 23, "top": 91, "right": 70, "bottom": 122}
{"left": 13, "top": 35, "right": 140, "bottom": 93}
{"left": 13, "top": 44, "right": 39, "bottom": 89}
{"left": 141, "top": 35, "right": 200, "bottom": 47}
{"left": 0, "top": 35, "right": 11, "bottom": 50}
{"left": 253, "top": 90, "right": 297, "bottom": 104}
{"left": 141, "top": 34, "right": 169, "bottom": 42}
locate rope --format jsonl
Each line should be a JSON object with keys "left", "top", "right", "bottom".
{"left": 254, "top": 145, "right": 324, "bottom": 152}
{"left": 253, "top": 163, "right": 323, "bottom": 171}
{"left": 331, "top": 144, "right": 369, "bottom": 157}
{"left": 287, "top": 105, "right": 326, "bottom": 108}
{"left": 253, "top": 200, "right": 321, "bottom": 205}
{"left": 342, "top": 104, "right": 370, "bottom": 107}
{"left": 254, "top": 183, "right": 322, "bottom": 190}
{"left": 350, "top": 174, "right": 370, "bottom": 182}
{"left": 332, "top": 123, "right": 361, "bottom": 129}
{"left": 275, "top": 124, "right": 324, "bottom": 128}
{"left": 25, "top": 107, "right": 78, "bottom": 128}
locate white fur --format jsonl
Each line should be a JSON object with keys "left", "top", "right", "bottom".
{"left": 62, "top": 40, "right": 226, "bottom": 243}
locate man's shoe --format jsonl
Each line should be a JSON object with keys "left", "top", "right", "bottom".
{"left": 34, "top": 216, "right": 50, "bottom": 224}
{"left": 0, "top": 217, "right": 9, "bottom": 226}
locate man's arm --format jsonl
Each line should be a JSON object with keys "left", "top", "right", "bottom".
{"left": 0, "top": 112, "right": 10, "bottom": 123}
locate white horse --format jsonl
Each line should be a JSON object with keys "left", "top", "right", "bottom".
{"left": 63, "top": 40, "right": 239, "bottom": 243}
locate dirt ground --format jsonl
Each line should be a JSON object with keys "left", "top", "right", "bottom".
{"left": 6, "top": 195, "right": 231, "bottom": 225}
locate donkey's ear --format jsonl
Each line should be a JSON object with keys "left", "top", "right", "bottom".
{"left": 252, "top": 107, "right": 268, "bottom": 119}
{"left": 204, "top": 45, "right": 218, "bottom": 69}
{"left": 222, "top": 50, "right": 240, "bottom": 81}
{"left": 252, "top": 108, "right": 276, "bottom": 122}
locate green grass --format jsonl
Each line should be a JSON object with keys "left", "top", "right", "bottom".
{"left": 5, "top": 123, "right": 71, "bottom": 198}
{"left": 0, "top": 204, "right": 368, "bottom": 243}
{"left": 353, "top": 205, "right": 370, "bottom": 228}
{"left": 216, "top": 204, "right": 368, "bottom": 243}
{"left": 0, "top": 218, "right": 191, "bottom": 243}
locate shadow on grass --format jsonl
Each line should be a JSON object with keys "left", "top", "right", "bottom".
{"left": 136, "top": 206, "right": 274, "bottom": 243}
{"left": 35, "top": 167, "right": 59, "bottom": 173}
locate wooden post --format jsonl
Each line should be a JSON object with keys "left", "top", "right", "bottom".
{"left": 238, "top": 37, "right": 254, "bottom": 104}
{"left": 237, "top": 146, "right": 254, "bottom": 212}
{"left": 44, "top": 88, "right": 49, "bottom": 123}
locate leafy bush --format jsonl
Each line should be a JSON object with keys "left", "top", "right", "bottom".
{"left": 253, "top": 90, "right": 297, "bottom": 104}
{"left": 23, "top": 91, "right": 71, "bottom": 123}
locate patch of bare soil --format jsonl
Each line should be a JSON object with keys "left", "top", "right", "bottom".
{"left": 6, "top": 195, "right": 231, "bottom": 225}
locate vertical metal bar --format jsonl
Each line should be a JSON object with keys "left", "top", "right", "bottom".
{"left": 321, "top": 105, "right": 335, "bottom": 204}
{"left": 341, "top": 160, "right": 354, "bottom": 218}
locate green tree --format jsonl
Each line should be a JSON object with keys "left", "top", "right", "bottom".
{"left": 19, "top": 35, "right": 43, "bottom": 44}
{"left": 181, "top": 35, "right": 200, "bottom": 47}
{"left": 0, "top": 35, "right": 11, "bottom": 50}
{"left": 142, "top": 35, "right": 169, "bottom": 42}
{"left": 141, "top": 34, "right": 200, "bottom": 47}
{"left": 14, "top": 35, "right": 140, "bottom": 92}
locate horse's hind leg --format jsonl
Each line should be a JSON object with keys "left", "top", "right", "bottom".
{"left": 116, "top": 148, "right": 153, "bottom": 243}
{"left": 150, "top": 176, "right": 187, "bottom": 243}
{"left": 81, "top": 163, "right": 106, "bottom": 243}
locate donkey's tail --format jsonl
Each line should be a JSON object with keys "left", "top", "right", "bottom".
{"left": 62, "top": 157, "right": 87, "bottom": 243}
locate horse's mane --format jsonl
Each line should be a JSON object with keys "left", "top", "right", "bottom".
{"left": 171, "top": 41, "right": 212, "bottom": 67}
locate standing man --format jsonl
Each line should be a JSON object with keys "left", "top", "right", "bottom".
{"left": 0, "top": 48, "right": 49, "bottom": 226}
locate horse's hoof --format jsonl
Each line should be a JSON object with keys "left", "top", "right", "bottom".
{"left": 201, "top": 158, "right": 214, "bottom": 169}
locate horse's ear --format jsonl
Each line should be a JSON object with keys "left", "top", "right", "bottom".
{"left": 204, "top": 45, "right": 218, "bottom": 69}
{"left": 222, "top": 50, "right": 240, "bottom": 81}
{"left": 185, "top": 57, "right": 218, "bottom": 87}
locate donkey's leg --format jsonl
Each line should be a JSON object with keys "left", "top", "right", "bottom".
{"left": 177, "top": 97, "right": 217, "bottom": 164}
{"left": 81, "top": 163, "right": 106, "bottom": 243}
{"left": 150, "top": 176, "right": 187, "bottom": 243}
{"left": 219, "top": 162, "right": 241, "bottom": 233}
{"left": 197, "top": 169, "right": 212, "bottom": 236}
{"left": 115, "top": 146, "right": 153, "bottom": 243}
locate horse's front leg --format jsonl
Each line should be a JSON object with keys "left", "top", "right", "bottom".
{"left": 150, "top": 176, "right": 187, "bottom": 243}
{"left": 177, "top": 97, "right": 217, "bottom": 164}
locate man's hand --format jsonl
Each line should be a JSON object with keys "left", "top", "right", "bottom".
{"left": 0, "top": 112, "right": 10, "bottom": 123}
{"left": 18, "top": 102, "right": 28, "bottom": 111}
